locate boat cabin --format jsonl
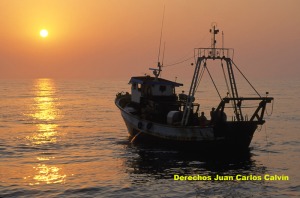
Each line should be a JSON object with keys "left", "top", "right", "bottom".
{"left": 129, "top": 76, "right": 183, "bottom": 103}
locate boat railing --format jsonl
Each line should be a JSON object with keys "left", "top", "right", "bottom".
{"left": 216, "top": 97, "right": 274, "bottom": 124}
{"left": 194, "top": 48, "right": 234, "bottom": 60}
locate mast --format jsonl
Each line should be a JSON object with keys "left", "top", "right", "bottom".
{"left": 224, "top": 58, "right": 243, "bottom": 121}
{"left": 210, "top": 23, "right": 219, "bottom": 57}
{"left": 181, "top": 57, "right": 204, "bottom": 126}
{"left": 181, "top": 24, "right": 243, "bottom": 125}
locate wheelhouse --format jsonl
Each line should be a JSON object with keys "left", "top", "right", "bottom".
{"left": 129, "top": 76, "right": 183, "bottom": 104}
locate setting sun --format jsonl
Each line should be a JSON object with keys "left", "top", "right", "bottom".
{"left": 40, "top": 29, "right": 48, "bottom": 38}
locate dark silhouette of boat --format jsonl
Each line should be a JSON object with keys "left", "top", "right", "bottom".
{"left": 115, "top": 24, "right": 273, "bottom": 150}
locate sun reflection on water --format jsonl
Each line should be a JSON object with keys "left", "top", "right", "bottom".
{"left": 26, "top": 79, "right": 61, "bottom": 145}
{"left": 26, "top": 123, "right": 58, "bottom": 145}
{"left": 30, "top": 164, "right": 66, "bottom": 185}
{"left": 25, "top": 79, "right": 66, "bottom": 185}
{"left": 32, "top": 78, "right": 59, "bottom": 121}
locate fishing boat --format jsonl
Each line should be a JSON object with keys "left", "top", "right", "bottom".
{"left": 115, "top": 24, "right": 273, "bottom": 150}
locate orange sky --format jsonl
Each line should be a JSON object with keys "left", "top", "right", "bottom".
{"left": 0, "top": 0, "right": 299, "bottom": 80}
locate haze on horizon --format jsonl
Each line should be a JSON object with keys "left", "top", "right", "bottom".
{"left": 0, "top": 0, "right": 299, "bottom": 81}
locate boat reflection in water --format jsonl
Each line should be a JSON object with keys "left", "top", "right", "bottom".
{"left": 25, "top": 79, "right": 66, "bottom": 185}
{"left": 123, "top": 141, "right": 266, "bottom": 182}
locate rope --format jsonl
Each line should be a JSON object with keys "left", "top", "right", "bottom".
{"left": 195, "top": 64, "right": 206, "bottom": 92}
{"left": 224, "top": 106, "right": 257, "bottom": 109}
{"left": 163, "top": 56, "right": 194, "bottom": 67}
{"left": 164, "top": 42, "right": 210, "bottom": 67}
{"left": 204, "top": 63, "right": 222, "bottom": 100}
{"left": 266, "top": 99, "right": 274, "bottom": 116}
{"left": 264, "top": 124, "right": 270, "bottom": 157}
{"left": 231, "top": 60, "right": 261, "bottom": 97}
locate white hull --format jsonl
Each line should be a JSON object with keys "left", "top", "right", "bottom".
{"left": 121, "top": 109, "right": 218, "bottom": 141}
{"left": 115, "top": 97, "right": 259, "bottom": 149}
{"left": 116, "top": 98, "right": 223, "bottom": 142}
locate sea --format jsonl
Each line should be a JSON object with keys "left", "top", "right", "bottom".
{"left": 0, "top": 78, "right": 299, "bottom": 198}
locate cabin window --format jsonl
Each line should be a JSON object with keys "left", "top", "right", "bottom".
{"left": 159, "top": 85, "right": 166, "bottom": 92}
{"left": 138, "top": 84, "right": 142, "bottom": 91}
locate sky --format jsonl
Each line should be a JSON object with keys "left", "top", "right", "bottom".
{"left": 0, "top": 0, "right": 299, "bottom": 80}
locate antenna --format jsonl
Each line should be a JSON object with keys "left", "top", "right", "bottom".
{"left": 157, "top": 6, "right": 165, "bottom": 64}
{"left": 150, "top": 6, "right": 165, "bottom": 79}
{"left": 209, "top": 22, "right": 219, "bottom": 57}
{"left": 162, "top": 42, "right": 166, "bottom": 65}
{"left": 222, "top": 31, "right": 224, "bottom": 56}
{"left": 222, "top": 31, "right": 224, "bottom": 48}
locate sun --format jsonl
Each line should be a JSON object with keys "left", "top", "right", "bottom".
{"left": 40, "top": 29, "right": 48, "bottom": 38}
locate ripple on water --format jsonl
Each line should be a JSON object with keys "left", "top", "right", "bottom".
{"left": 0, "top": 79, "right": 299, "bottom": 197}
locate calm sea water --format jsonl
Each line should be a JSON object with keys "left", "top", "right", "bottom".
{"left": 0, "top": 78, "right": 299, "bottom": 197}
